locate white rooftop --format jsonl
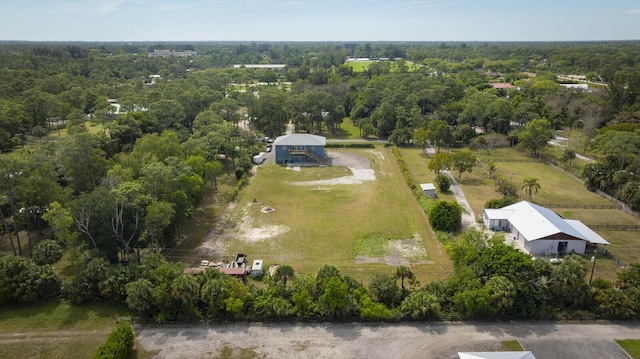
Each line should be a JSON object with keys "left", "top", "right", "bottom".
{"left": 459, "top": 352, "right": 536, "bottom": 359}
{"left": 484, "top": 201, "right": 609, "bottom": 245}
{"left": 274, "top": 134, "right": 326, "bottom": 147}
{"left": 420, "top": 183, "right": 436, "bottom": 191}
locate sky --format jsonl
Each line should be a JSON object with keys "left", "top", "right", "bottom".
{"left": 1, "top": 0, "right": 640, "bottom": 42}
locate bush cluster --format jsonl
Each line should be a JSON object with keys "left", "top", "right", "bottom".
{"left": 93, "top": 322, "right": 134, "bottom": 359}
{"left": 325, "top": 143, "right": 375, "bottom": 148}
{"left": 229, "top": 174, "right": 250, "bottom": 201}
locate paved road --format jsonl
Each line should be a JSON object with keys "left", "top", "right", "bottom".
{"left": 135, "top": 322, "right": 640, "bottom": 359}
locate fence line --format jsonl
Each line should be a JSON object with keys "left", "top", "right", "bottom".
{"left": 539, "top": 203, "right": 620, "bottom": 210}
{"left": 585, "top": 224, "right": 640, "bottom": 232}
{"left": 134, "top": 313, "right": 640, "bottom": 326}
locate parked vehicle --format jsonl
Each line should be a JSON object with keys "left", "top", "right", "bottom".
{"left": 253, "top": 152, "right": 266, "bottom": 164}
{"left": 251, "top": 259, "right": 264, "bottom": 279}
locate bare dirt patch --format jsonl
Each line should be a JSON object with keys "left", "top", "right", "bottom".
{"left": 290, "top": 150, "right": 376, "bottom": 186}
{"left": 199, "top": 201, "right": 290, "bottom": 260}
{"left": 355, "top": 233, "right": 430, "bottom": 266}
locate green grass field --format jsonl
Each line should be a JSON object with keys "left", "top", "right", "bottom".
{"left": 617, "top": 339, "right": 640, "bottom": 359}
{"left": 344, "top": 60, "right": 421, "bottom": 73}
{"left": 325, "top": 117, "right": 362, "bottom": 140}
{"left": 219, "top": 147, "right": 453, "bottom": 284}
{"left": 0, "top": 302, "right": 124, "bottom": 359}
{"left": 397, "top": 145, "right": 640, "bottom": 281}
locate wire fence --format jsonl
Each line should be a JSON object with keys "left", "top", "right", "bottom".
{"left": 539, "top": 203, "right": 620, "bottom": 210}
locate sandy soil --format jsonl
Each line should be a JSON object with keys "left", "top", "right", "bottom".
{"left": 135, "top": 322, "right": 640, "bottom": 359}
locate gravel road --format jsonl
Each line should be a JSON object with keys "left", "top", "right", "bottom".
{"left": 135, "top": 322, "right": 640, "bottom": 359}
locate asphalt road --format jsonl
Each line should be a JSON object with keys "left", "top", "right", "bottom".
{"left": 135, "top": 322, "right": 640, "bottom": 359}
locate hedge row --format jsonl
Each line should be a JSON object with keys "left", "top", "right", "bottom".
{"left": 93, "top": 322, "right": 134, "bottom": 359}
{"left": 390, "top": 146, "right": 438, "bottom": 216}
{"left": 325, "top": 143, "right": 375, "bottom": 148}
{"left": 391, "top": 146, "right": 417, "bottom": 190}
{"left": 229, "top": 174, "right": 250, "bottom": 201}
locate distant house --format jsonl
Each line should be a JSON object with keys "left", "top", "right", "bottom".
{"left": 483, "top": 201, "right": 609, "bottom": 256}
{"left": 490, "top": 83, "right": 516, "bottom": 90}
{"left": 233, "top": 64, "right": 287, "bottom": 71}
{"left": 273, "top": 134, "right": 326, "bottom": 165}
{"left": 459, "top": 352, "right": 536, "bottom": 359}
{"left": 148, "top": 49, "right": 197, "bottom": 58}
{"left": 420, "top": 183, "right": 436, "bottom": 198}
{"left": 561, "top": 84, "right": 589, "bottom": 91}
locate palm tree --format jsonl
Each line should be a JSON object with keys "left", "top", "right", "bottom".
{"left": 522, "top": 177, "right": 541, "bottom": 200}
{"left": 274, "top": 265, "right": 295, "bottom": 286}
{"left": 487, "top": 161, "right": 497, "bottom": 179}
{"left": 392, "top": 266, "right": 415, "bottom": 290}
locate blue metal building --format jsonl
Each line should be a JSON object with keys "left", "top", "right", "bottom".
{"left": 273, "top": 134, "right": 326, "bottom": 165}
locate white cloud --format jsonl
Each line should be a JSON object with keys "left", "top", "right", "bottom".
{"left": 95, "top": 0, "right": 127, "bottom": 14}
{"left": 626, "top": 8, "right": 640, "bottom": 14}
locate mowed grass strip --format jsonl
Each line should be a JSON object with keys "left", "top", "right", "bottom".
{"left": 325, "top": 117, "right": 362, "bottom": 140}
{"left": 222, "top": 148, "right": 452, "bottom": 283}
{"left": 0, "top": 301, "right": 123, "bottom": 359}
{"left": 617, "top": 339, "right": 640, "bottom": 359}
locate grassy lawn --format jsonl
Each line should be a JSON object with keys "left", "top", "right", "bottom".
{"left": 0, "top": 301, "right": 124, "bottom": 359}
{"left": 617, "top": 339, "right": 640, "bottom": 359}
{"left": 344, "top": 60, "right": 421, "bottom": 73}
{"left": 397, "top": 145, "right": 640, "bottom": 279}
{"left": 500, "top": 340, "right": 524, "bottom": 351}
{"left": 325, "top": 117, "right": 362, "bottom": 140}
{"left": 220, "top": 147, "right": 453, "bottom": 284}
{"left": 601, "top": 231, "right": 640, "bottom": 266}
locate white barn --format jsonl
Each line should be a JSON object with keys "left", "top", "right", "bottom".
{"left": 483, "top": 201, "right": 609, "bottom": 256}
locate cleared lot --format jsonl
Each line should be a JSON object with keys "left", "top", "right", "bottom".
{"left": 136, "top": 322, "right": 640, "bottom": 359}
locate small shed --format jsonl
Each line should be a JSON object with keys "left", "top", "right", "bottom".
{"left": 420, "top": 183, "right": 436, "bottom": 197}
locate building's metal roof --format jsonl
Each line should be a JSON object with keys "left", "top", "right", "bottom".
{"left": 274, "top": 134, "right": 326, "bottom": 146}
{"left": 500, "top": 201, "right": 584, "bottom": 241}
{"left": 484, "top": 201, "right": 608, "bottom": 245}
{"left": 420, "top": 183, "right": 436, "bottom": 191}
{"left": 459, "top": 352, "right": 536, "bottom": 359}
{"left": 565, "top": 219, "right": 610, "bottom": 245}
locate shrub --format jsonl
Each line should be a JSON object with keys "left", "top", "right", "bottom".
{"left": 428, "top": 201, "right": 462, "bottom": 232}
{"left": 435, "top": 174, "right": 451, "bottom": 192}
{"left": 93, "top": 322, "right": 134, "bottom": 359}
{"left": 325, "top": 143, "right": 375, "bottom": 149}
{"left": 33, "top": 239, "right": 63, "bottom": 266}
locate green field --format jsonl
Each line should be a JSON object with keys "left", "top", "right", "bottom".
{"left": 325, "top": 117, "right": 362, "bottom": 140}
{"left": 617, "top": 339, "right": 640, "bottom": 359}
{"left": 398, "top": 145, "right": 640, "bottom": 281}
{"left": 345, "top": 60, "right": 421, "bottom": 73}
{"left": 218, "top": 147, "right": 453, "bottom": 284}
{"left": 0, "top": 302, "right": 124, "bottom": 359}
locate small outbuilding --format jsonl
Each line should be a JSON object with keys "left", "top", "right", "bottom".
{"left": 420, "top": 183, "right": 436, "bottom": 198}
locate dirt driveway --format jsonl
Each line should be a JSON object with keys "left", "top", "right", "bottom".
{"left": 135, "top": 322, "right": 640, "bottom": 359}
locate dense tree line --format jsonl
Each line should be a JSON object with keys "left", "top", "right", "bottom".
{"left": 3, "top": 242, "right": 640, "bottom": 321}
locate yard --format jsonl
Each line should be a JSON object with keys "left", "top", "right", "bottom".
{"left": 202, "top": 147, "right": 453, "bottom": 284}
{"left": 398, "top": 146, "right": 640, "bottom": 282}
